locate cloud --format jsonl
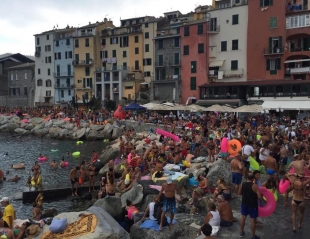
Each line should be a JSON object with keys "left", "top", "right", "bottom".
{"left": 0, "top": 0, "right": 209, "bottom": 55}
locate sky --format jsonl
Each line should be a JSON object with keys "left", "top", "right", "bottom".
{"left": 0, "top": 0, "right": 211, "bottom": 56}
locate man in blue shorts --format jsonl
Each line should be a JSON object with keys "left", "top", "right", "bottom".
{"left": 156, "top": 177, "right": 182, "bottom": 231}
{"left": 231, "top": 154, "right": 244, "bottom": 196}
{"left": 238, "top": 173, "right": 262, "bottom": 239}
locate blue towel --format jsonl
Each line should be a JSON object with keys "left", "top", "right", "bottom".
{"left": 188, "top": 177, "right": 199, "bottom": 187}
{"left": 140, "top": 218, "right": 176, "bottom": 231}
{"left": 164, "top": 170, "right": 175, "bottom": 175}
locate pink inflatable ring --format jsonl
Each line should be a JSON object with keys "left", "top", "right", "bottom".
{"left": 279, "top": 179, "right": 290, "bottom": 194}
{"left": 38, "top": 157, "right": 48, "bottom": 162}
{"left": 258, "top": 186, "right": 276, "bottom": 217}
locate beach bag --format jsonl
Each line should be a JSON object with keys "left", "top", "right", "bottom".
{"left": 50, "top": 218, "right": 67, "bottom": 233}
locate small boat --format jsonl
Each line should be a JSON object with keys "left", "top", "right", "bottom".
{"left": 11, "top": 163, "right": 25, "bottom": 169}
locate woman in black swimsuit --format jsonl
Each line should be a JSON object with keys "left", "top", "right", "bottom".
{"left": 206, "top": 137, "right": 216, "bottom": 162}
{"left": 291, "top": 174, "right": 310, "bottom": 232}
{"left": 88, "top": 164, "right": 96, "bottom": 192}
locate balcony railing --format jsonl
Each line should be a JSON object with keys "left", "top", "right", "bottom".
{"left": 168, "top": 60, "right": 181, "bottom": 66}
{"left": 103, "top": 27, "right": 142, "bottom": 37}
{"left": 208, "top": 25, "right": 220, "bottom": 33}
{"left": 73, "top": 32, "right": 95, "bottom": 37}
{"left": 155, "top": 61, "right": 165, "bottom": 67}
{"left": 75, "top": 85, "right": 93, "bottom": 89}
{"left": 154, "top": 74, "right": 181, "bottom": 81}
{"left": 286, "top": 13, "right": 310, "bottom": 29}
{"left": 223, "top": 68, "right": 244, "bottom": 77}
{"left": 290, "top": 67, "right": 310, "bottom": 74}
{"left": 72, "top": 60, "right": 93, "bottom": 66}
{"left": 35, "top": 51, "right": 40, "bottom": 57}
{"left": 290, "top": 47, "right": 310, "bottom": 53}
{"left": 263, "top": 47, "right": 284, "bottom": 55}
{"left": 54, "top": 84, "right": 75, "bottom": 89}
{"left": 209, "top": 70, "right": 218, "bottom": 77}
{"left": 53, "top": 72, "right": 74, "bottom": 77}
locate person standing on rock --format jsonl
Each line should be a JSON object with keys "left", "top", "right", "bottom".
{"left": 231, "top": 154, "right": 243, "bottom": 196}
{"left": 239, "top": 173, "right": 262, "bottom": 239}
{"left": 156, "top": 176, "right": 182, "bottom": 231}
{"left": 70, "top": 166, "right": 80, "bottom": 196}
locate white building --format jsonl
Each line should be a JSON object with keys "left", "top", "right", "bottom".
{"left": 34, "top": 30, "right": 55, "bottom": 106}
{"left": 207, "top": 0, "right": 248, "bottom": 83}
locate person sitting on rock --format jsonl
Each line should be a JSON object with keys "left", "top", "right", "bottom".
{"left": 216, "top": 195, "right": 233, "bottom": 227}
{"left": 141, "top": 197, "right": 158, "bottom": 221}
{"left": 199, "top": 223, "right": 217, "bottom": 239}
{"left": 98, "top": 177, "right": 106, "bottom": 199}
{"left": 200, "top": 203, "right": 220, "bottom": 236}
{"left": 8, "top": 175, "right": 20, "bottom": 182}
{"left": 125, "top": 200, "right": 139, "bottom": 232}
{"left": 213, "top": 177, "right": 231, "bottom": 201}
{"left": 189, "top": 174, "right": 208, "bottom": 205}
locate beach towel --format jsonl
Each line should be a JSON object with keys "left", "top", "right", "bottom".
{"left": 149, "top": 185, "right": 162, "bottom": 191}
{"left": 41, "top": 214, "right": 97, "bottom": 239}
{"left": 139, "top": 218, "right": 176, "bottom": 232}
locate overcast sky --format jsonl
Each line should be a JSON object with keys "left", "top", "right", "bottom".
{"left": 0, "top": 0, "right": 211, "bottom": 56}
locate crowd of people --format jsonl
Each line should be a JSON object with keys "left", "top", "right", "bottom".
{"left": 1, "top": 106, "right": 310, "bottom": 238}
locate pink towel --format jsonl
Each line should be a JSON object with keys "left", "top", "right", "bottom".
{"left": 141, "top": 176, "right": 151, "bottom": 180}
{"left": 149, "top": 185, "right": 162, "bottom": 191}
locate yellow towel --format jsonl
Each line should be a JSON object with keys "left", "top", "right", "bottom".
{"left": 177, "top": 175, "right": 187, "bottom": 182}
{"left": 41, "top": 214, "right": 97, "bottom": 239}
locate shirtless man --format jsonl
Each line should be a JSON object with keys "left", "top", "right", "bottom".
{"left": 169, "top": 139, "right": 176, "bottom": 153}
{"left": 106, "top": 169, "right": 116, "bottom": 196}
{"left": 70, "top": 166, "right": 80, "bottom": 196}
{"left": 230, "top": 154, "right": 244, "bottom": 195}
{"left": 217, "top": 195, "right": 233, "bottom": 227}
{"left": 50, "top": 160, "right": 57, "bottom": 168}
{"left": 279, "top": 143, "right": 288, "bottom": 171}
{"left": 264, "top": 155, "right": 278, "bottom": 182}
{"left": 108, "top": 160, "right": 114, "bottom": 171}
{"left": 119, "top": 137, "right": 125, "bottom": 156}
{"left": 284, "top": 154, "right": 306, "bottom": 206}
{"left": 173, "top": 152, "right": 181, "bottom": 165}
{"left": 156, "top": 177, "right": 183, "bottom": 231}
{"left": 181, "top": 139, "right": 187, "bottom": 159}
{"left": 195, "top": 133, "right": 202, "bottom": 156}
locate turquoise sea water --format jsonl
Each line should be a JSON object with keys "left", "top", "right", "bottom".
{"left": 0, "top": 134, "right": 105, "bottom": 219}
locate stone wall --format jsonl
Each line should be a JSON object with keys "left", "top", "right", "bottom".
{"left": 123, "top": 120, "right": 181, "bottom": 133}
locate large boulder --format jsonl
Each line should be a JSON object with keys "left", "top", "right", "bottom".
{"left": 48, "top": 127, "right": 60, "bottom": 138}
{"left": 90, "top": 125, "right": 105, "bottom": 131}
{"left": 93, "top": 197, "right": 123, "bottom": 219}
{"left": 7, "top": 123, "right": 18, "bottom": 133}
{"left": 130, "top": 221, "right": 198, "bottom": 239}
{"left": 206, "top": 159, "right": 231, "bottom": 188}
{"left": 65, "top": 123, "right": 75, "bottom": 130}
{"left": 33, "top": 206, "right": 129, "bottom": 239}
{"left": 83, "top": 123, "right": 90, "bottom": 128}
{"left": 44, "top": 120, "right": 53, "bottom": 128}
{"left": 10, "top": 116, "right": 21, "bottom": 124}
{"left": 14, "top": 128, "right": 27, "bottom": 135}
{"left": 121, "top": 183, "right": 143, "bottom": 207}
{"left": 0, "top": 119, "right": 8, "bottom": 126}
{"left": 99, "top": 146, "right": 120, "bottom": 165}
{"left": 103, "top": 123, "right": 114, "bottom": 134}
{"left": 72, "top": 128, "right": 86, "bottom": 140}
{"left": 58, "top": 128, "right": 69, "bottom": 139}
{"left": 32, "top": 123, "right": 44, "bottom": 131}
{"left": 53, "top": 120, "right": 66, "bottom": 127}
{"left": 112, "top": 127, "right": 122, "bottom": 139}
{"left": 0, "top": 124, "right": 8, "bottom": 132}
{"left": 24, "top": 124, "right": 34, "bottom": 130}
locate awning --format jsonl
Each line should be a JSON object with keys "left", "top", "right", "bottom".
{"left": 262, "top": 100, "right": 310, "bottom": 110}
{"left": 284, "top": 59, "right": 310, "bottom": 63}
{"left": 209, "top": 60, "right": 224, "bottom": 67}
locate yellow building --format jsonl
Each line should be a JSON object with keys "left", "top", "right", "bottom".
{"left": 94, "top": 16, "right": 166, "bottom": 103}
{"left": 73, "top": 19, "right": 114, "bottom": 104}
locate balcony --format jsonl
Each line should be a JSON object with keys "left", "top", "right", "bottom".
{"left": 223, "top": 68, "right": 244, "bottom": 77}
{"left": 263, "top": 47, "right": 284, "bottom": 55}
{"left": 35, "top": 51, "right": 40, "bottom": 57}
{"left": 35, "top": 102, "right": 53, "bottom": 107}
{"left": 154, "top": 74, "right": 181, "bottom": 82}
{"left": 155, "top": 61, "right": 165, "bottom": 67}
{"left": 289, "top": 67, "right": 310, "bottom": 74}
{"left": 168, "top": 60, "right": 181, "bottom": 66}
{"left": 53, "top": 72, "right": 74, "bottom": 77}
{"left": 207, "top": 25, "right": 220, "bottom": 33}
{"left": 209, "top": 70, "right": 218, "bottom": 77}
{"left": 286, "top": 4, "right": 308, "bottom": 14}
{"left": 54, "top": 84, "right": 75, "bottom": 89}
{"left": 72, "top": 60, "right": 93, "bottom": 66}
{"left": 75, "top": 85, "right": 93, "bottom": 90}
{"left": 73, "top": 32, "right": 94, "bottom": 37}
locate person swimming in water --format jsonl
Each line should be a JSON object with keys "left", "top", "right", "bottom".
{"left": 50, "top": 160, "right": 58, "bottom": 168}
{"left": 8, "top": 175, "right": 20, "bottom": 182}
{"left": 60, "top": 157, "right": 65, "bottom": 167}
{"left": 67, "top": 151, "right": 71, "bottom": 156}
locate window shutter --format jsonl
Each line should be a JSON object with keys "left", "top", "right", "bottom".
{"left": 83, "top": 78, "right": 86, "bottom": 88}
{"left": 276, "top": 58, "right": 281, "bottom": 70}
{"left": 266, "top": 59, "right": 270, "bottom": 70}
{"left": 65, "top": 52, "right": 67, "bottom": 59}
{"left": 270, "top": 0, "right": 273, "bottom": 6}
{"left": 90, "top": 78, "right": 93, "bottom": 89}
{"left": 260, "top": 0, "right": 263, "bottom": 7}
{"left": 278, "top": 36, "right": 282, "bottom": 48}
{"left": 268, "top": 37, "right": 272, "bottom": 53}
{"left": 110, "top": 38, "right": 112, "bottom": 44}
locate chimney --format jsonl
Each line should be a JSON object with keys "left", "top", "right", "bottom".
{"left": 104, "top": 18, "right": 107, "bottom": 22}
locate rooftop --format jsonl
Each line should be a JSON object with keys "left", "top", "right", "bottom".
{"left": 7, "top": 62, "right": 35, "bottom": 69}
{"left": 0, "top": 53, "right": 34, "bottom": 63}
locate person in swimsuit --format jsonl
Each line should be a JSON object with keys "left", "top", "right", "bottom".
{"left": 88, "top": 164, "right": 96, "bottom": 192}
{"left": 106, "top": 169, "right": 116, "bottom": 196}
{"left": 206, "top": 137, "right": 216, "bottom": 162}
{"left": 79, "top": 164, "right": 86, "bottom": 186}
{"left": 98, "top": 177, "right": 106, "bottom": 199}
{"left": 264, "top": 155, "right": 278, "bottom": 183}
{"left": 50, "top": 160, "right": 57, "bottom": 168}
{"left": 189, "top": 174, "right": 208, "bottom": 205}
{"left": 289, "top": 173, "right": 310, "bottom": 232}
{"left": 69, "top": 166, "right": 80, "bottom": 196}
{"left": 213, "top": 178, "right": 231, "bottom": 201}
{"left": 195, "top": 132, "right": 202, "bottom": 156}
{"left": 181, "top": 139, "right": 188, "bottom": 159}
{"left": 35, "top": 192, "right": 43, "bottom": 208}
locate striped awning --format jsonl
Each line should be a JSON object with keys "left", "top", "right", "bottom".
{"left": 209, "top": 60, "right": 224, "bottom": 67}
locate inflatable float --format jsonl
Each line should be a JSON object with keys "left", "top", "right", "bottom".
{"left": 263, "top": 189, "right": 278, "bottom": 201}
{"left": 50, "top": 149, "right": 58, "bottom": 152}
{"left": 279, "top": 179, "right": 290, "bottom": 194}
{"left": 289, "top": 167, "right": 310, "bottom": 176}
{"left": 11, "top": 163, "right": 25, "bottom": 169}
{"left": 249, "top": 156, "right": 259, "bottom": 171}
{"left": 72, "top": 152, "right": 80, "bottom": 156}
{"left": 38, "top": 156, "right": 48, "bottom": 162}
{"left": 76, "top": 141, "right": 83, "bottom": 145}
{"left": 228, "top": 139, "right": 241, "bottom": 156}
{"left": 220, "top": 137, "right": 228, "bottom": 154}
{"left": 103, "top": 139, "right": 109, "bottom": 143}
{"left": 31, "top": 174, "right": 42, "bottom": 187}
{"left": 258, "top": 186, "right": 276, "bottom": 217}
{"left": 156, "top": 128, "right": 180, "bottom": 142}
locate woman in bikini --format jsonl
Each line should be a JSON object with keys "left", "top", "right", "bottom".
{"left": 106, "top": 169, "right": 116, "bottom": 196}
{"left": 189, "top": 174, "right": 208, "bottom": 205}
{"left": 88, "top": 164, "right": 96, "bottom": 192}
{"left": 290, "top": 173, "right": 310, "bottom": 232}
{"left": 213, "top": 178, "right": 231, "bottom": 201}
{"left": 206, "top": 137, "right": 216, "bottom": 162}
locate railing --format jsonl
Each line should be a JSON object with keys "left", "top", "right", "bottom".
{"left": 290, "top": 67, "right": 310, "bottom": 74}
{"left": 263, "top": 47, "right": 284, "bottom": 55}
{"left": 72, "top": 60, "right": 93, "bottom": 66}
{"left": 289, "top": 47, "right": 310, "bottom": 53}
{"left": 104, "top": 27, "right": 142, "bottom": 36}
{"left": 35, "top": 102, "right": 53, "bottom": 107}
{"left": 154, "top": 74, "right": 181, "bottom": 81}
{"left": 54, "top": 84, "right": 74, "bottom": 89}
{"left": 35, "top": 51, "right": 40, "bottom": 57}
{"left": 223, "top": 68, "right": 244, "bottom": 77}
{"left": 201, "top": 94, "right": 239, "bottom": 99}
{"left": 286, "top": 13, "right": 310, "bottom": 29}
{"left": 208, "top": 25, "right": 220, "bottom": 33}
{"left": 54, "top": 33, "right": 74, "bottom": 40}
{"left": 73, "top": 32, "right": 95, "bottom": 37}
{"left": 209, "top": 70, "right": 218, "bottom": 77}
{"left": 155, "top": 61, "right": 165, "bottom": 67}
{"left": 168, "top": 60, "right": 181, "bottom": 66}
{"left": 75, "top": 85, "right": 93, "bottom": 89}
{"left": 53, "top": 72, "right": 74, "bottom": 77}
